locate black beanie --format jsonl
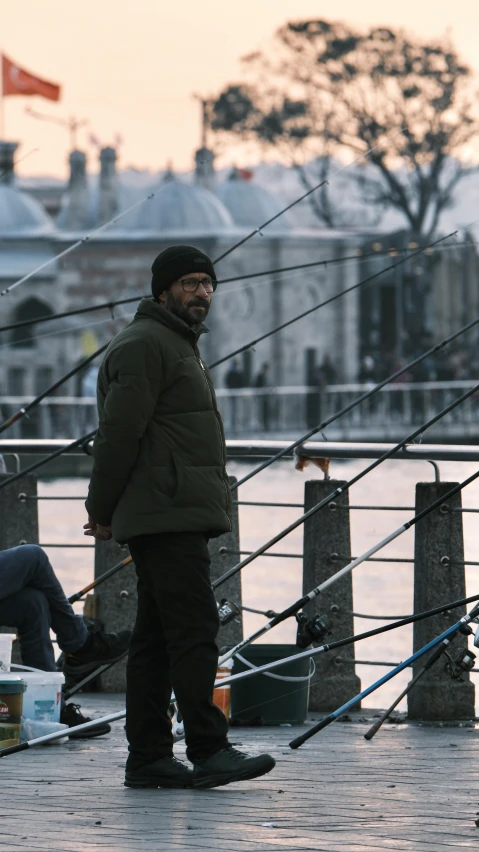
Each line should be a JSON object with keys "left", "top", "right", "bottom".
{"left": 151, "top": 245, "right": 217, "bottom": 299}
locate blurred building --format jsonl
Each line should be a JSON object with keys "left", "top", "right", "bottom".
{"left": 1, "top": 140, "right": 363, "bottom": 403}
{"left": 1, "top": 137, "right": 478, "bottom": 423}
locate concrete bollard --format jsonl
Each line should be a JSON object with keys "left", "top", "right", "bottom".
{"left": 93, "top": 538, "right": 137, "bottom": 691}
{"left": 303, "top": 479, "right": 361, "bottom": 710}
{"left": 408, "top": 481, "right": 475, "bottom": 720}
{"left": 0, "top": 474, "right": 39, "bottom": 550}
{"left": 209, "top": 477, "right": 243, "bottom": 649}
{"left": 0, "top": 473, "right": 39, "bottom": 662}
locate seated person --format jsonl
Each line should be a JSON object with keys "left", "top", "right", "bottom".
{"left": 0, "top": 543, "right": 131, "bottom": 738}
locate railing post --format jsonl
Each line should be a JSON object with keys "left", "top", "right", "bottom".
{"left": 209, "top": 476, "right": 243, "bottom": 649}
{"left": 408, "top": 481, "right": 475, "bottom": 720}
{"left": 303, "top": 479, "right": 361, "bottom": 710}
{"left": 0, "top": 473, "right": 39, "bottom": 550}
{"left": 0, "top": 472, "right": 39, "bottom": 662}
{"left": 93, "top": 538, "right": 137, "bottom": 691}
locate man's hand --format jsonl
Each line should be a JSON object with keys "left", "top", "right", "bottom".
{"left": 83, "top": 515, "right": 112, "bottom": 541}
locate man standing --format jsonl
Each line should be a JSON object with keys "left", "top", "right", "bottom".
{"left": 84, "top": 245, "right": 275, "bottom": 790}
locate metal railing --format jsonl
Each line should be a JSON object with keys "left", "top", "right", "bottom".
{"left": 1, "top": 437, "right": 479, "bottom": 717}
{"left": 2, "top": 437, "right": 479, "bottom": 463}
{"left": 215, "top": 380, "right": 479, "bottom": 438}
{"left": 1, "top": 379, "right": 478, "bottom": 440}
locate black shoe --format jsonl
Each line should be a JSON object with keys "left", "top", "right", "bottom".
{"left": 60, "top": 703, "right": 112, "bottom": 739}
{"left": 124, "top": 757, "right": 194, "bottom": 789}
{"left": 62, "top": 628, "right": 132, "bottom": 675}
{"left": 192, "top": 745, "right": 275, "bottom": 789}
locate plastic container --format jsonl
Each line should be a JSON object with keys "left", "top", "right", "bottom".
{"left": 21, "top": 672, "right": 65, "bottom": 723}
{"left": 213, "top": 658, "right": 233, "bottom": 720}
{"left": 0, "top": 633, "right": 14, "bottom": 673}
{"left": 0, "top": 675, "right": 26, "bottom": 748}
{"left": 21, "top": 719, "right": 69, "bottom": 744}
{"left": 229, "top": 644, "right": 312, "bottom": 725}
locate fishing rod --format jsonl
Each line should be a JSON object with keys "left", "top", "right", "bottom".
{"left": 3, "top": 590, "right": 478, "bottom": 757}
{"left": 362, "top": 629, "right": 473, "bottom": 741}
{"left": 63, "top": 650, "right": 130, "bottom": 700}
{"left": 229, "top": 294, "right": 479, "bottom": 493}
{"left": 0, "top": 294, "right": 148, "bottom": 336}
{"left": 0, "top": 247, "right": 401, "bottom": 337}
{"left": 1, "top": 233, "right": 419, "bottom": 429}
{"left": 67, "top": 555, "right": 133, "bottom": 604}
{"left": 213, "top": 382, "right": 479, "bottom": 597}
{"left": 216, "top": 464, "right": 479, "bottom": 666}
{"left": 289, "top": 601, "right": 479, "bottom": 749}
{"left": 0, "top": 235, "right": 473, "bottom": 339}
{"left": 0, "top": 163, "right": 201, "bottom": 298}
{"left": 0, "top": 132, "right": 402, "bottom": 300}
{"left": 0, "top": 229, "right": 461, "bottom": 435}
{"left": 209, "top": 230, "right": 456, "bottom": 369}
{"left": 2, "top": 236, "right": 476, "bottom": 475}
{"left": 219, "top": 593, "right": 479, "bottom": 689}
{"left": 212, "top": 130, "right": 406, "bottom": 264}
{"left": 0, "top": 430, "right": 96, "bottom": 491}
{"left": 0, "top": 343, "right": 109, "bottom": 435}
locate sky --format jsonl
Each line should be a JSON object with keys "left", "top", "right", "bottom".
{"left": 2, "top": 0, "right": 479, "bottom": 179}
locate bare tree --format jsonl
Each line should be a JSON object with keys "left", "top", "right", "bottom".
{"left": 211, "top": 21, "right": 479, "bottom": 235}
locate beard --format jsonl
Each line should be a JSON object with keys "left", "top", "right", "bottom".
{"left": 165, "top": 290, "right": 210, "bottom": 327}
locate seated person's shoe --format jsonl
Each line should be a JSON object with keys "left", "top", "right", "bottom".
{"left": 62, "top": 627, "right": 132, "bottom": 675}
{"left": 60, "top": 703, "right": 112, "bottom": 739}
{"left": 124, "top": 757, "right": 193, "bottom": 789}
{"left": 192, "top": 745, "right": 275, "bottom": 789}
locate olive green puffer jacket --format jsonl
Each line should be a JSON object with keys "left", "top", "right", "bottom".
{"left": 85, "top": 299, "right": 232, "bottom": 543}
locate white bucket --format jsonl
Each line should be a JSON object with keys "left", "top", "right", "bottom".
{"left": 0, "top": 634, "right": 14, "bottom": 673}
{"left": 21, "top": 672, "right": 65, "bottom": 723}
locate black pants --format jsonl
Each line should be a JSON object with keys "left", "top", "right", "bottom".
{"left": 125, "top": 531, "right": 229, "bottom": 766}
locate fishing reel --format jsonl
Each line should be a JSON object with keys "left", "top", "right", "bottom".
{"left": 445, "top": 637, "right": 476, "bottom": 680}
{"left": 296, "top": 610, "right": 332, "bottom": 649}
{"left": 217, "top": 599, "right": 241, "bottom": 626}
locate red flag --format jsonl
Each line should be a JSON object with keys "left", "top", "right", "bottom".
{"left": 2, "top": 53, "right": 61, "bottom": 101}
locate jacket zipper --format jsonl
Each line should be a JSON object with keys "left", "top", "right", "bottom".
{"left": 196, "top": 354, "right": 232, "bottom": 529}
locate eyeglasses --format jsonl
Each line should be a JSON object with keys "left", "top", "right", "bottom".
{"left": 179, "top": 276, "right": 216, "bottom": 293}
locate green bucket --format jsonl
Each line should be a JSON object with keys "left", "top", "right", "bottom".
{"left": 229, "top": 644, "right": 311, "bottom": 725}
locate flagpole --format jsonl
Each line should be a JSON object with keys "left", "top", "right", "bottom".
{"left": 0, "top": 52, "right": 5, "bottom": 139}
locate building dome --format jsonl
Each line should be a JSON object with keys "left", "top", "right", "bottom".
{"left": 0, "top": 184, "right": 55, "bottom": 235}
{"left": 132, "top": 175, "right": 234, "bottom": 232}
{"left": 217, "top": 168, "right": 291, "bottom": 230}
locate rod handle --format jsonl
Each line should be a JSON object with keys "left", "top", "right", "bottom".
{"left": 290, "top": 714, "right": 334, "bottom": 748}
{"left": 0, "top": 741, "right": 29, "bottom": 758}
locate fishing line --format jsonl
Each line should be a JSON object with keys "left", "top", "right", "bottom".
{"left": 0, "top": 164, "right": 197, "bottom": 297}
{"left": 0, "top": 235, "right": 474, "bottom": 338}
{"left": 209, "top": 231, "right": 457, "bottom": 369}
{"left": 212, "top": 128, "right": 406, "bottom": 264}
{"left": 0, "top": 130, "right": 403, "bottom": 298}
{"left": 0, "top": 311, "right": 131, "bottom": 352}
{"left": 0, "top": 231, "right": 463, "bottom": 437}
{"left": 0, "top": 147, "right": 40, "bottom": 181}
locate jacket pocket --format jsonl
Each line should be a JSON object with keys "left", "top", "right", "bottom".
{"left": 151, "top": 453, "right": 178, "bottom": 501}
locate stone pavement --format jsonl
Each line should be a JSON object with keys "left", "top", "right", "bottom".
{"left": 1, "top": 694, "right": 479, "bottom": 851}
